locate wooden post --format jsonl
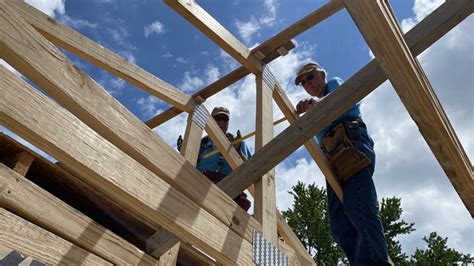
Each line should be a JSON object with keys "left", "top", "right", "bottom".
{"left": 254, "top": 73, "right": 278, "bottom": 245}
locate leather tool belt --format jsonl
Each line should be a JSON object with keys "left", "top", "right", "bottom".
{"left": 321, "top": 120, "right": 371, "bottom": 184}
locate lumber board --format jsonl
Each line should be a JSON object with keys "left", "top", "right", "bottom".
{"left": 254, "top": 75, "right": 278, "bottom": 245}
{"left": 181, "top": 110, "right": 206, "bottom": 166}
{"left": 343, "top": 0, "right": 473, "bottom": 216}
{"left": 158, "top": 243, "right": 180, "bottom": 266}
{"left": 163, "top": 0, "right": 262, "bottom": 74}
{"left": 7, "top": 0, "right": 195, "bottom": 113}
{"left": 0, "top": 67, "right": 253, "bottom": 265}
{"left": 253, "top": 0, "right": 343, "bottom": 57}
{"left": 0, "top": 208, "right": 112, "bottom": 265}
{"left": 0, "top": 163, "right": 158, "bottom": 265}
{"left": 217, "top": 0, "right": 474, "bottom": 211}
{"left": 0, "top": 2, "right": 260, "bottom": 247}
{"left": 12, "top": 151, "right": 34, "bottom": 177}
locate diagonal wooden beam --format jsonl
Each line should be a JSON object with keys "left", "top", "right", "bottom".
{"left": 163, "top": 0, "right": 262, "bottom": 74}
{"left": 343, "top": 0, "right": 473, "bottom": 216}
{"left": 7, "top": 0, "right": 196, "bottom": 113}
{"left": 217, "top": 0, "right": 474, "bottom": 212}
{"left": 0, "top": 1, "right": 260, "bottom": 245}
{"left": 0, "top": 208, "right": 112, "bottom": 265}
{"left": 0, "top": 67, "right": 253, "bottom": 265}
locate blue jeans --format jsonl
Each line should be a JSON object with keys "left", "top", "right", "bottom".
{"left": 325, "top": 122, "right": 390, "bottom": 265}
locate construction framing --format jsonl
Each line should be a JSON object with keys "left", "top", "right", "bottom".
{"left": 0, "top": 0, "right": 472, "bottom": 264}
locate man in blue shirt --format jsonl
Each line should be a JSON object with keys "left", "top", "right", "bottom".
{"left": 196, "top": 106, "right": 252, "bottom": 211}
{"left": 295, "top": 62, "right": 390, "bottom": 265}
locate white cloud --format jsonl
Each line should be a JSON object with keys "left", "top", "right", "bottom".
{"left": 401, "top": 0, "right": 443, "bottom": 32}
{"left": 176, "top": 57, "right": 188, "bottom": 64}
{"left": 179, "top": 71, "right": 205, "bottom": 93}
{"left": 144, "top": 20, "right": 165, "bottom": 38}
{"left": 25, "top": 0, "right": 65, "bottom": 18}
{"left": 60, "top": 15, "right": 98, "bottom": 30}
{"left": 162, "top": 51, "right": 173, "bottom": 59}
{"left": 136, "top": 96, "right": 162, "bottom": 117}
{"left": 235, "top": 18, "right": 261, "bottom": 44}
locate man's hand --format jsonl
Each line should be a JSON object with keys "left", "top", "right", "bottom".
{"left": 296, "top": 97, "right": 318, "bottom": 114}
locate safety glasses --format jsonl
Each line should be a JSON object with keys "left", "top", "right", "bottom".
{"left": 301, "top": 73, "right": 315, "bottom": 86}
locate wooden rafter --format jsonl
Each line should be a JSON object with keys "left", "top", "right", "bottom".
{"left": 7, "top": 0, "right": 196, "bottom": 113}
{"left": 343, "top": 0, "right": 473, "bottom": 216}
{"left": 0, "top": 208, "right": 112, "bottom": 265}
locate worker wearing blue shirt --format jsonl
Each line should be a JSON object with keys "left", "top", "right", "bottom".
{"left": 196, "top": 106, "right": 252, "bottom": 211}
{"left": 295, "top": 62, "right": 390, "bottom": 265}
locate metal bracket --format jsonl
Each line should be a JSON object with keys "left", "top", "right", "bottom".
{"left": 262, "top": 65, "right": 277, "bottom": 90}
{"left": 191, "top": 104, "right": 209, "bottom": 129}
{"left": 252, "top": 231, "right": 289, "bottom": 266}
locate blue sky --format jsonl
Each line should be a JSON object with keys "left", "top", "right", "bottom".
{"left": 1, "top": 0, "right": 473, "bottom": 258}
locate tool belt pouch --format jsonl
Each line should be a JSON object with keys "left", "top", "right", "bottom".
{"left": 322, "top": 123, "right": 371, "bottom": 183}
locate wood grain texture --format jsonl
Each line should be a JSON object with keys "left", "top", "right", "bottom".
{"left": 344, "top": 0, "right": 473, "bottom": 216}
{"left": 12, "top": 151, "right": 34, "bottom": 176}
{"left": 0, "top": 208, "right": 112, "bottom": 265}
{"left": 0, "top": 1, "right": 259, "bottom": 247}
{"left": 0, "top": 164, "right": 158, "bottom": 265}
{"left": 0, "top": 67, "right": 253, "bottom": 265}
{"left": 254, "top": 75, "right": 278, "bottom": 245}
{"left": 7, "top": 0, "right": 195, "bottom": 113}
{"left": 163, "top": 0, "right": 262, "bottom": 74}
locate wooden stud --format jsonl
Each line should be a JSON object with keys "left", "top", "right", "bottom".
{"left": 343, "top": 0, "right": 474, "bottom": 216}
{"left": 7, "top": 0, "right": 196, "bottom": 113}
{"left": 0, "top": 164, "right": 158, "bottom": 265}
{"left": 254, "top": 74, "right": 278, "bottom": 245}
{"left": 12, "top": 151, "right": 34, "bottom": 177}
{"left": 0, "top": 208, "right": 112, "bottom": 265}
{"left": 0, "top": 67, "right": 254, "bottom": 265}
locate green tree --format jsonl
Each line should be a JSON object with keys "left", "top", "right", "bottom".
{"left": 411, "top": 232, "right": 473, "bottom": 265}
{"left": 282, "top": 181, "right": 345, "bottom": 265}
{"left": 380, "top": 197, "right": 415, "bottom": 265}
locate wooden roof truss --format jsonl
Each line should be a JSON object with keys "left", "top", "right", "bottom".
{"left": 0, "top": 0, "right": 472, "bottom": 264}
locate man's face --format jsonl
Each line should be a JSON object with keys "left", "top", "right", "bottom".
{"left": 213, "top": 115, "right": 229, "bottom": 133}
{"left": 301, "top": 70, "right": 326, "bottom": 97}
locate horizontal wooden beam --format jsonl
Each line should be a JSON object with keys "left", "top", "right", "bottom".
{"left": 0, "top": 1, "right": 260, "bottom": 247}
{"left": 7, "top": 0, "right": 196, "bottom": 113}
{"left": 163, "top": 0, "right": 262, "bottom": 74}
{"left": 252, "top": 0, "right": 343, "bottom": 57}
{"left": 0, "top": 164, "right": 158, "bottom": 265}
{"left": 0, "top": 208, "right": 112, "bottom": 265}
{"left": 343, "top": 0, "right": 473, "bottom": 216}
{"left": 0, "top": 67, "right": 253, "bottom": 265}
{"left": 217, "top": 0, "right": 473, "bottom": 207}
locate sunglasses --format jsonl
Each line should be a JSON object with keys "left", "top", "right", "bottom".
{"left": 300, "top": 73, "right": 315, "bottom": 86}
{"left": 214, "top": 116, "right": 229, "bottom": 122}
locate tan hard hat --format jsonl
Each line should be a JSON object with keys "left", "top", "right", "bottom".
{"left": 294, "top": 62, "right": 324, "bottom": 85}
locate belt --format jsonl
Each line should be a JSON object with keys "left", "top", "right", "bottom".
{"left": 325, "top": 117, "right": 366, "bottom": 137}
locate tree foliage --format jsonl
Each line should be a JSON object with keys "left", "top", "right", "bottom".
{"left": 380, "top": 197, "right": 415, "bottom": 265}
{"left": 282, "top": 181, "right": 344, "bottom": 264}
{"left": 411, "top": 232, "right": 473, "bottom": 265}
